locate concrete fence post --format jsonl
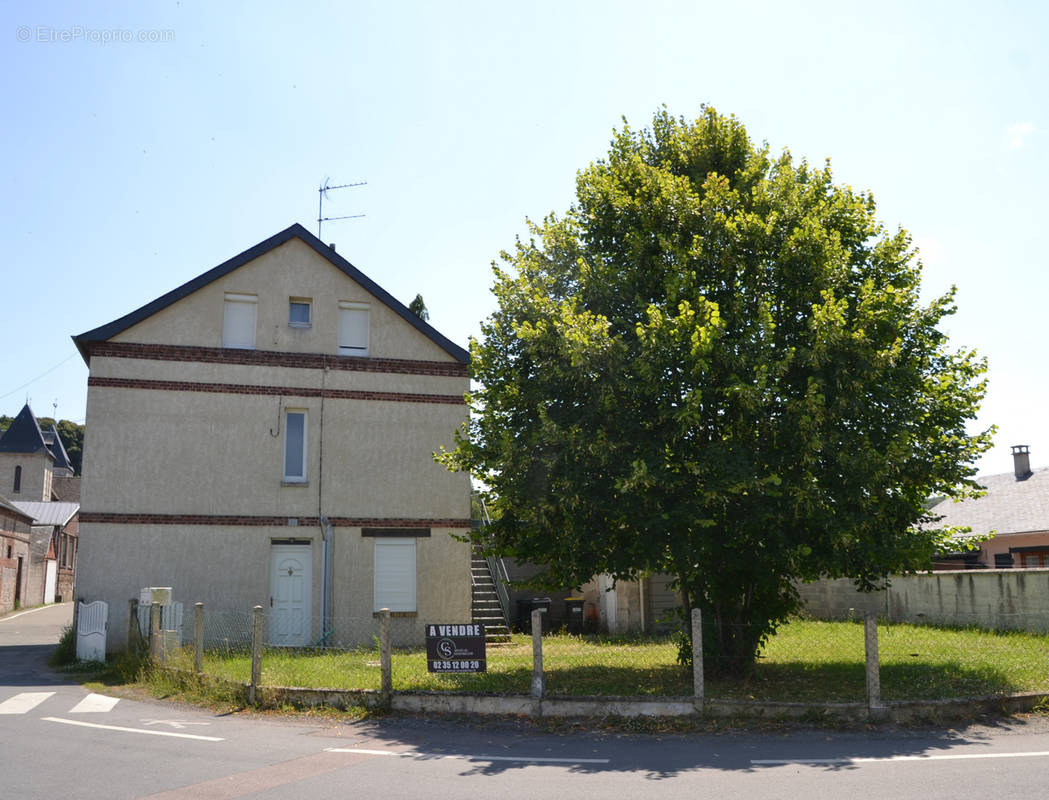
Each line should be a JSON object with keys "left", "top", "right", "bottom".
{"left": 193, "top": 602, "right": 204, "bottom": 674}
{"left": 531, "top": 608, "right": 545, "bottom": 704}
{"left": 149, "top": 601, "right": 161, "bottom": 663}
{"left": 128, "top": 598, "right": 140, "bottom": 655}
{"left": 864, "top": 610, "right": 885, "bottom": 717}
{"left": 691, "top": 608, "right": 704, "bottom": 713}
{"left": 379, "top": 608, "right": 392, "bottom": 703}
{"left": 249, "top": 605, "right": 264, "bottom": 706}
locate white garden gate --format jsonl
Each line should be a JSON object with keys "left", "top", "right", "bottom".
{"left": 76, "top": 600, "right": 108, "bottom": 662}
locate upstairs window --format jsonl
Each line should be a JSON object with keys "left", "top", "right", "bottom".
{"left": 13, "top": 465, "right": 21, "bottom": 493}
{"left": 338, "top": 301, "right": 369, "bottom": 356}
{"left": 222, "top": 293, "right": 257, "bottom": 349}
{"left": 289, "top": 298, "right": 311, "bottom": 327}
{"left": 283, "top": 410, "right": 307, "bottom": 483}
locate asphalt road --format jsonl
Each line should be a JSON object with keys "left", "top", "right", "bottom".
{"left": 4, "top": 604, "right": 1049, "bottom": 799}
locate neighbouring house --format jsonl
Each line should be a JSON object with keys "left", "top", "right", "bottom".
{"left": 9, "top": 501, "right": 79, "bottom": 604}
{"left": 929, "top": 445, "right": 1049, "bottom": 569}
{"left": 0, "top": 404, "right": 80, "bottom": 606}
{"left": 72, "top": 223, "right": 473, "bottom": 651}
{"left": 0, "top": 497, "right": 33, "bottom": 614}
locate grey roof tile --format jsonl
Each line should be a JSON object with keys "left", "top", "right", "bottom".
{"left": 929, "top": 466, "right": 1049, "bottom": 538}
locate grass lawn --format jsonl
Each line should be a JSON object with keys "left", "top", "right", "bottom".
{"left": 166, "top": 620, "right": 1049, "bottom": 703}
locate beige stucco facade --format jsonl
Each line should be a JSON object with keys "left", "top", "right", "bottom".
{"left": 75, "top": 226, "right": 472, "bottom": 650}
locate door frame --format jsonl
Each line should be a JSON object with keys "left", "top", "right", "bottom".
{"left": 268, "top": 541, "right": 313, "bottom": 646}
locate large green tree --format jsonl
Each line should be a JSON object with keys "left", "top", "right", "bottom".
{"left": 441, "top": 108, "right": 991, "bottom": 673}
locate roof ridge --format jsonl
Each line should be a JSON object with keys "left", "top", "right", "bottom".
{"left": 72, "top": 223, "right": 469, "bottom": 365}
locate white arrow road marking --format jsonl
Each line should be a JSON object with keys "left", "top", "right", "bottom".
{"left": 69, "top": 693, "right": 120, "bottom": 713}
{"left": 325, "top": 747, "right": 609, "bottom": 764}
{"left": 0, "top": 692, "right": 55, "bottom": 714}
{"left": 42, "top": 717, "right": 224, "bottom": 741}
{"left": 752, "top": 750, "right": 1049, "bottom": 766}
{"left": 140, "top": 719, "right": 212, "bottom": 729}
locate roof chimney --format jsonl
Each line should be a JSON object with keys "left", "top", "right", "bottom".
{"left": 329, "top": 242, "right": 336, "bottom": 252}
{"left": 1012, "top": 445, "right": 1032, "bottom": 480}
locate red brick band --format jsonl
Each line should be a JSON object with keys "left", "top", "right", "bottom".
{"left": 79, "top": 512, "right": 472, "bottom": 528}
{"left": 88, "top": 342, "right": 468, "bottom": 377}
{"left": 87, "top": 376, "right": 466, "bottom": 405}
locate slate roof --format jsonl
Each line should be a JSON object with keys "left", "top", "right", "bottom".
{"left": 42, "top": 425, "right": 74, "bottom": 474}
{"left": 929, "top": 466, "right": 1049, "bottom": 539}
{"left": 10, "top": 501, "right": 79, "bottom": 527}
{"left": 72, "top": 223, "right": 469, "bottom": 365}
{"left": 0, "top": 405, "right": 54, "bottom": 461}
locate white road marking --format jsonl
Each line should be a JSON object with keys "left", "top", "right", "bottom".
{"left": 752, "top": 750, "right": 1049, "bottom": 766}
{"left": 42, "top": 717, "right": 224, "bottom": 741}
{"left": 141, "top": 718, "right": 212, "bottom": 729}
{"left": 325, "top": 747, "right": 609, "bottom": 764}
{"left": 0, "top": 692, "right": 55, "bottom": 714}
{"left": 69, "top": 693, "right": 120, "bottom": 713}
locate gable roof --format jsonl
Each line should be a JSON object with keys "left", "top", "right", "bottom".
{"left": 0, "top": 404, "right": 54, "bottom": 461}
{"left": 10, "top": 501, "right": 79, "bottom": 527}
{"left": 72, "top": 223, "right": 469, "bottom": 364}
{"left": 929, "top": 467, "right": 1049, "bottom": 540}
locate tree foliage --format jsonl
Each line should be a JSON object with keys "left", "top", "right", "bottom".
{"left": 440, "top": 108, "right": 992, "bottom": 673}
{"left": 409, "top": 294, "right": 429, "bottom": 320}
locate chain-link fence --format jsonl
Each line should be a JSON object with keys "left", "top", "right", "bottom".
{"left": 139, "top": 601, "right": 1049, "bottom": 708}
{"left": 878, "top": 612, "right": 1049, "bottom": 701}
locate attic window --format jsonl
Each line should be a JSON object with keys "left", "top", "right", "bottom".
{"left": 222, "top": 293, "right": 257, "bottom": 349}
{"left": 338, "top": 301, "right": 369, "bottom": 356}
{"left": 289, "top": 299, "right": 311, "bottom": 328}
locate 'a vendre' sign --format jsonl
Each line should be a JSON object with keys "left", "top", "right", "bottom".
{"left": 425, "top": 623, "right": 486, "bottom": 673}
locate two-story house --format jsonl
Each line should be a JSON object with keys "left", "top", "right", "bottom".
{"left": 73, "top": 224, "right": 472, "bottom": 651}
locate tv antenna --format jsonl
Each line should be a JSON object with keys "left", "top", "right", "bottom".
{"left": 317, "top": 178, "right": 366, "bottom": 240}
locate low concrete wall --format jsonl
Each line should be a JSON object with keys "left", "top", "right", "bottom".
{"left": 159, "top": 668, "right": 1049, "bottom": 724}
{"left": 799, "top": 569, "right": 1049, "bottom": 631}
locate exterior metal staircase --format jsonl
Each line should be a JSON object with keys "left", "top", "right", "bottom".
{"left": 471, "top": 548, "right": 511, "bottom": 643}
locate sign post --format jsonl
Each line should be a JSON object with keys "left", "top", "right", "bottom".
{"left": 425, "top": 623, "right": 486, "bottom": 673}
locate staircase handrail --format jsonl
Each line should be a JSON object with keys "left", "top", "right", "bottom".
{"left": 477, "top": 498, "right": 512, "bottom": 629}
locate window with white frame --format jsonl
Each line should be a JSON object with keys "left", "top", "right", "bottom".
{"left": 222, "top": 293, "right": 257, "bottom": 349}
{"left": 373, "top": 538, "right": 416, "bottom": 612}
{"left": 282, "top": 410, "right": 307, "bottom": 482}
{"left": 338, "top": 301, "right": 370, "bottom": 356}
{"left": 289, "top": 298, "right": 311, "bottom": 327}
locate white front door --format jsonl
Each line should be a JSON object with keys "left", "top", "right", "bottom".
{"left": 269, "top": 544, "right": 311, "bottom": 646}
{"left": 43, "top": 560, "right": 57, "bottom": 604}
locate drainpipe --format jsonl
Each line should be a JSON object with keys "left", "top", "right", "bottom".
{"left": 317, "top": 367, "right": 332, "bottom": 638}
{"left": 320, "top": 515, "right": 333, "bottom": 636}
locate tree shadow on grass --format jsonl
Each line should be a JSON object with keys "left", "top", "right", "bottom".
{"left": 881, "top": 661, "right": 1021, "bottom": 701}
{"left": 543, "top": 664, "right": 692, "bottom": 697}
{"left": 707, "top": 661, "right": 867, "bottom": 703}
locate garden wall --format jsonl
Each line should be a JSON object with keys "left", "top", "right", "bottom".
{"left": 799, "top": 568, "right": 1049, "bottom": 631}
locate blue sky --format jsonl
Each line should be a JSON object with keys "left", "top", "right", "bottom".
{"left": 1, "top": 0, "right": 1045, "bottom": 477}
